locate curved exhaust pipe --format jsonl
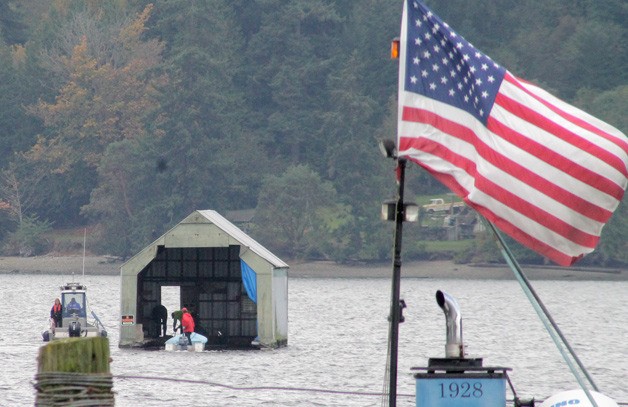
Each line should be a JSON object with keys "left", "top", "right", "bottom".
{"left": 435, "top": 290, "right": 465, "bottom": 358}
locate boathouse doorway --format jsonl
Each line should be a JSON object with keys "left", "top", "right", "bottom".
{"left": 119, "top": 210, "right": 288, "bottom": 350}
{"left": 161, "top": 286, "right": 180, "bottom": 321}
{"left": 137, "top": 246, "right": 258, "bottom": 348}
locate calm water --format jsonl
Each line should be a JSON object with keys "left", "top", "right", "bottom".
{"left": 1, "top": 272, "right": 626, "bottom": 406}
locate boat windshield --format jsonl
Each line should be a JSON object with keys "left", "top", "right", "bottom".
{"left": 62, "top": 292, "right": 86, "bottom": 317}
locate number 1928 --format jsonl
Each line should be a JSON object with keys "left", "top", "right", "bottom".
{"left": 439, "top": 382, "right": 484, "bottom": 399}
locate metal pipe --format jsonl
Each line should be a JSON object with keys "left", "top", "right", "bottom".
{"left": 435, "top": 290, "right": 465, "bottom": 358}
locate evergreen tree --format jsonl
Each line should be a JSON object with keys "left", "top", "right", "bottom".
{"left": 147, "top": 0, "right": 270, "bottom": 215}
{"left": 245, "top": 0, "right": 344, "bottom": 170}
{"left": 0, "top": 1, "right": 28, "bottom": 44}
{"left": 252, "top": 165, "right": 336, "bottom": 259}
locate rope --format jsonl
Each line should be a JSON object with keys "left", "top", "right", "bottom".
{"left": 115, "top": 374, "right": 414, "bottom": 398}
{"left": 34, "top": 372, "right": 114, "bottom": 407}
{"left": 113, "top": 374, "right": 628, "bottom": 405}
{"left": 381, "top": 317, "right": 392, "bottom": 406}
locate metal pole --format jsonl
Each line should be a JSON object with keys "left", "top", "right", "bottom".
{"left": 388, "top": 157, "right": 406, "bottom": 407}
{"left": 485, "top": 220, "right": 600, "bottom": 407}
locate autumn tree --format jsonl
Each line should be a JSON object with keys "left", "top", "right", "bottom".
{"left": 23, "top": 4, "right": 165, "bottom": 233}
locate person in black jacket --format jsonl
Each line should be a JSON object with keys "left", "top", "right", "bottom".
{"left": 151, "top": 304, "right": 168, "bottom": 337}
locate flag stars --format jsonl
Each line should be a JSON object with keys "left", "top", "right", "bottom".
{"left": 405, "top": 2, "right": 506, "bottom": 123}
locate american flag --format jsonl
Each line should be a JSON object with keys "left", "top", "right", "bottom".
{"left": 397, "top": 0, "right": 628, "bottom": 266}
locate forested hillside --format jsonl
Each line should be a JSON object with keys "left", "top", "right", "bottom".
{"left": 0, "top": 0, "right": 625, "bottom": 266}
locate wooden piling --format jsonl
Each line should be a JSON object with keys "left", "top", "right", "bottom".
{"left": 35, "top": 337, "right": 114, "bottom": 406}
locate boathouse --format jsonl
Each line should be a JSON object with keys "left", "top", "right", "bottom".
{"left": 118, "top": 210, "right": 289, "bottom": 349}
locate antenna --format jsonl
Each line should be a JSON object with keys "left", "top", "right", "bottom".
{"left": 82, "top": 228, "right": 86, "bottom": 279}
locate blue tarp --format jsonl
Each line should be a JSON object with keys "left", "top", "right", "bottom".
{"left": 240, "top": 260, "right": 257, "bottom": 303}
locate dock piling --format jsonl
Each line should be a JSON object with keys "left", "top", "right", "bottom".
{"left": 34, "top": 337, "right": 114, "bottom": 406}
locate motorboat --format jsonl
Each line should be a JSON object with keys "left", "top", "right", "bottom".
{"left": 42, "top": 281, "right": 107, "bottom": 341}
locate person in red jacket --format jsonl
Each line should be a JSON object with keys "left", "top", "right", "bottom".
{"left": 181, "top": 307, "right": 195, "bottom": 344}
{"left": 50, "top": 298, "right": 63, "bottom": 327}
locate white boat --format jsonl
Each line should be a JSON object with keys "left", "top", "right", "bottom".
{"left": 164, "top": 332, "right": 208, "bottom": 352}
{"left": 42, "top": 282, "right": 107, "bottom": 341}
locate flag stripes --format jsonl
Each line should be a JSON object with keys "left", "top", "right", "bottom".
{"left": 398, "top": 0, "right": 628, "bottom": 266}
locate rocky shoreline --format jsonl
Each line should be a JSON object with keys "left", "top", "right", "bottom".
{"left": 0, "top": 255, "right": 625, "bottom": 280}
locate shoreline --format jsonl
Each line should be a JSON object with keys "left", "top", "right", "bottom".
{"left": 0, "top": 255, "right": 625, "bottom": 281}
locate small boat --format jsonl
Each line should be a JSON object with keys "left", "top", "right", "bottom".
{"left": 164, "top": 332, "right": 208, "bottom": 352}
{"left": 42, "top": 281, "right": 107, "bottom": 341}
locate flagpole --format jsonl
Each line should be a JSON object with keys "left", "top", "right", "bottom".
{"left": 485, "top": 220, "right": 600, "bottom": 407}
{"left": 386, "top": 157, "right": 407, "bottom": 407}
